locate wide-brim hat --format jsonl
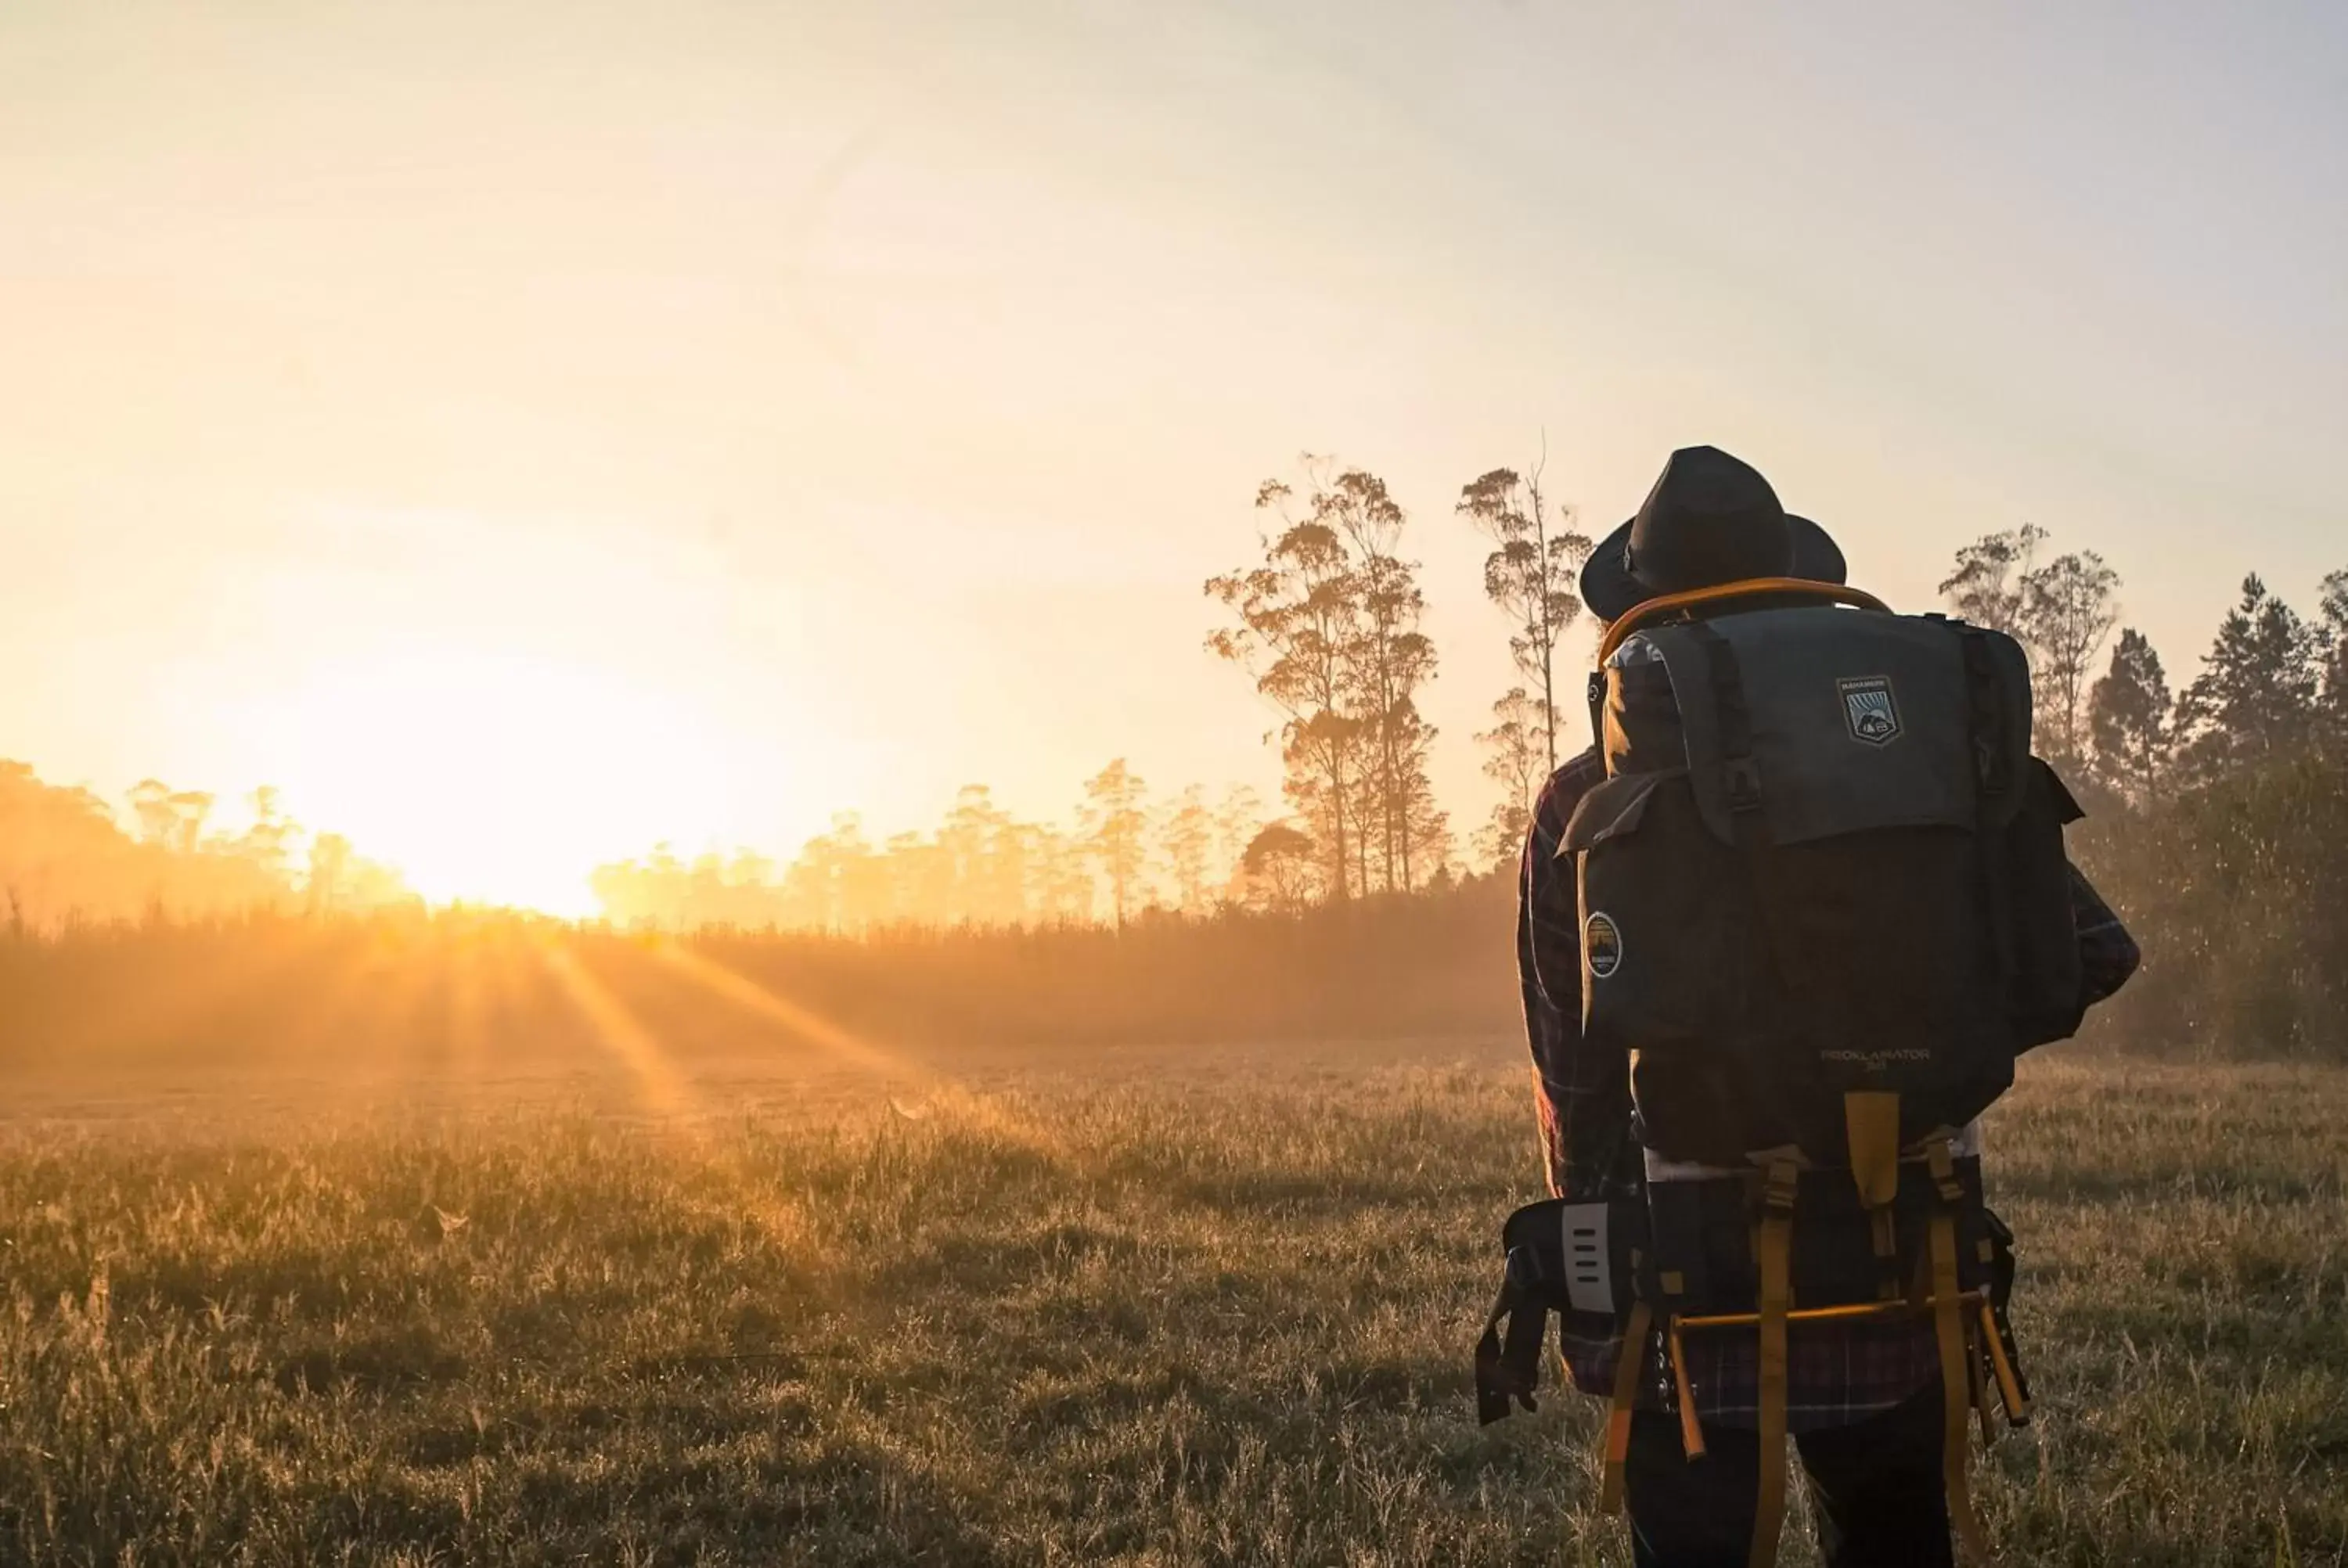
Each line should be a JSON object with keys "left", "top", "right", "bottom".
{"left": 1579, "top": 445, "right": 1846, "bottom": 623}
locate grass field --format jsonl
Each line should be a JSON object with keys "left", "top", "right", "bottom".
{"left": 0, "top": 1037, "right": 2340, "bottom": 1566}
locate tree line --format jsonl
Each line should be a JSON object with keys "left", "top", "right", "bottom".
{"left": 588, "top": 768, "right": 1287, "bottom": 933}
{"left": 0, "top": 763, "right": 411, "bottom": 933}
{"left": 1928, "top": 523, "right": 2348, "bottom": 794}
{"left": 4, "top": 474, "right": 2345, "bottom": 1061}
{"left": 581, "top": 504, "right": 2346, "bottom": 1056}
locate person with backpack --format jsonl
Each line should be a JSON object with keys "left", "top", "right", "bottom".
{"left": 1475, "top": 446, "right": 2139, "bottom": 1567}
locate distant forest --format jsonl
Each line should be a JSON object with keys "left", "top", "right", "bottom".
{"left": 4, "top": 458, "right": 2345, "bottom": 1058}
{"left": 0, "top": 771, "right": 412, "bottom": 931}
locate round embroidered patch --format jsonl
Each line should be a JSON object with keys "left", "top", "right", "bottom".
{"left": 1585, "top": 912, "right": 1624, "bottom": 979}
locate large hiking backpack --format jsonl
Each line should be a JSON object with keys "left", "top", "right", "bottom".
{"left": 1476, "top": 578, "right": 2086, "bottom": 1566}
{"left": 1569, "top": 579, "right": 2085, "bottom": 1164}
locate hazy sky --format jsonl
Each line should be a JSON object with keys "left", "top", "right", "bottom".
{"left": 5, "top": 1, "right": 2343, "bottom": 908}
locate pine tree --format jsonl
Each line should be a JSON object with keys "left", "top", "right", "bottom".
{"left": 2317, "top": 567, "right": 2348, "bottom": 750}
{"left": 2087, "top": 628, "right": 2172, "bottom": 803}
{"left": 2177, "top": 575, "right": 2322, "bottom": 783}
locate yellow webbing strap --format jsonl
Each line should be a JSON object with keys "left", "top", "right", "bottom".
{"left": 1980, "top": 1298, "right": 2031, "bottom": 1425}
{"left": 1598, "top": 1299, "right": 1654, "bottom": 1515}
{"left": 1843, "top": 1091, "right": 1903, "bottom": 1207}
{"left": 1748, "top": 1159, "right": 1799, "bottom": 1568}
{"left": 1667, "top": 1317, "right": 1708, "bottom": 1459}
{"left": 1927, "top": 1141, "right": 1995, "bottom": 1564}
{"left": 1971, "top": 1322, "right": 1997, "bottom": 1448}
{"left": 1845, "top": 1091, "right": 1904, "bottom": 1300}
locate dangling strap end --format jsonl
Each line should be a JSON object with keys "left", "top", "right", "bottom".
{"left": 1748, "top": 1158, "right": 1798, "bottom": 1568}
{"left": 1597, "top": 1300, "right": 1653, "bottom": 1515}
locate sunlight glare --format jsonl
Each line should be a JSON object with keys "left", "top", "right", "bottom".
{"left": 244, "top": 647, "right": 738, "bottom": 914}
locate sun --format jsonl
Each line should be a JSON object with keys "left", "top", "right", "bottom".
{"left": 241, "top": 646, "right": 734, "bottom": 915}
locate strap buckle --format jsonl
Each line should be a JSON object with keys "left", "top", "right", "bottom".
{"left": 1924, "top": 1138, "right": 1967, "bottom": 1207}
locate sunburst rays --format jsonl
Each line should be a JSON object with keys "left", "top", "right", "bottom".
{"left": 643, "top": 936, "right": 1071, "bottom": 1163}
{"left": 531, "top": 930, "right": 818, "bottom": 1254}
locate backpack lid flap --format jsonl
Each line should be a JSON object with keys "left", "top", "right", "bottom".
{"left": 1649, "top": 609, "right": 1992, "bottom": 846}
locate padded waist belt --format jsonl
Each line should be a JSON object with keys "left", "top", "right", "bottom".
{"left": 1643, "top": 1153, "right": 1992, "bottom": 1317}
{"left": 1474, "top": 1196, "right": 1645, "bottom": 1424}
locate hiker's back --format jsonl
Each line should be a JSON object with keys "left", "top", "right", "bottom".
{"left": 1567, "top": 595, "right": 2085, "bottom": 1166}
{"left": 1481, "top": 449, "right": 2137, "bottom": 1568}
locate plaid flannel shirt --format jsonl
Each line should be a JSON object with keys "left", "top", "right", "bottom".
{"left": 1518, "top": 745, "right": 2141, "bottom": 1432}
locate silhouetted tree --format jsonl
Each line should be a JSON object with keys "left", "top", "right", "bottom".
{"left": 884, "top": 829, "right": 952, "bottom": 924}
{"left": 235, "top": 786, "right": 301, "bottom": 882}
{"left": 1158, "top": 785, "right": 1215, "bottom": 915}
{"left": 2088, "top": 629, "right": 2173, "bottom": 804}
{"left": 1237, "top": 822, "right": 1321, "bottom": 914}
{"left": 948, "top": 786, "right": 1028, "bottom": 927}
{"left": 2021, "top": 549, "right": 2121, "bottom": 763}
{"left": 1081, "top": 759, "right": 1151, "bottom": 930}
{"left": 1028, "top": 822, "right": 1095, "bottom": 925}
{"left": 1328, "top": 469, "right": 1440, "bottom": 894}
{"left": 1939, "top": 525, "right": 2048, "bottom": 637}
{"left": 1208, "top": 463, "right": 1370, "bottom": 901}
{"left": 2317, "top": 567, "right": 2348, "bottom": 749}
{"left": 160, "top": 792, "right": 212, "bottom": 856}
{"left": 2177, "top": 574, "right": 2322, "bottom": 783}
{"left": 936, "top": 786, "right": 996, "bottom": 922}
{"left": 786, "top": 815, "right": 879, "bottom": 931}
{"left": 1457, "top": 453, "right": 1593, "bottom": 772}
{"left": 1402, "top": 765, "right": 1454, "bottom": 889}
{"left": 1476, "top": 686, "right": 1552, "bottom": 867}
{"left": 1941, "top": 526, "right": 2119, "bottom": 763}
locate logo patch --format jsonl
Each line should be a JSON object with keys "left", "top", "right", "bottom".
{"left": 1838, "top": 676, "right": 1902, "bottom": 746}
{"left": 1585, "top": 912, "right": 1624, "bottom": 979}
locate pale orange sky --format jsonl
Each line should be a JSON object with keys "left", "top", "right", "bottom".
{"left": 5, "top": 2, "right": 2343, "bottom": 909}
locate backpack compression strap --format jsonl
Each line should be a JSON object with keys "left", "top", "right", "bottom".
{"left": 1666, "top": 1132, "right": 2005, "bottom": 1566}
{"left": 1927, "top": 1138, "right": 1997, "bottom": 1565}
{"left": 1846, "top": 1091, "right": 1905, "bottom": 1300}
{"left": 1748, "top": 1156, "right": 1801, "bottom": 1568}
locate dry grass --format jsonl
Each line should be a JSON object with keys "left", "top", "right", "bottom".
{"left": 0, "top": 1042, "right": 2339, "bottom": 1566}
